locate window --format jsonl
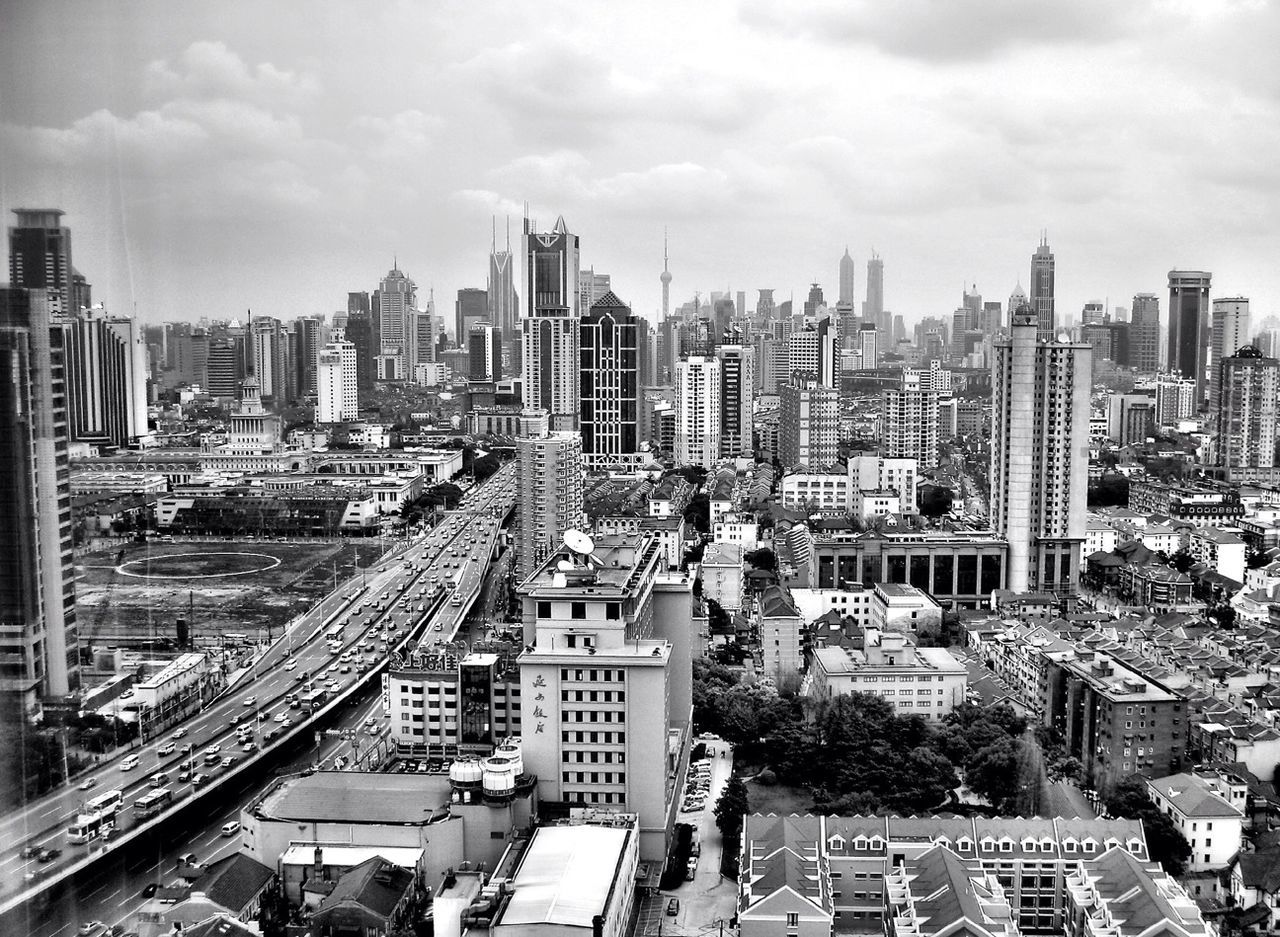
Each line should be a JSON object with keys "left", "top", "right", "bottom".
{"left": 786, "top": 913, "right": 799, "bottom": 928}
{"left": 571, "top": 602, "right": 587, "bottom": 620}
{"left": 537, "top": 601, "right": 552, "bottom": 618}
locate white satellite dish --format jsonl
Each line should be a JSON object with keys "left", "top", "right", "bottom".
{"left": 556, "top": 560, "right": 576, "bottom": 572}
{"left": 564, "top": 530, "right": 595, "bottom": 556}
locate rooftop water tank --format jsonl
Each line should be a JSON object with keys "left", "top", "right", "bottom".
{"left": 449, "top": 758, "right": 483, "bottom": 789}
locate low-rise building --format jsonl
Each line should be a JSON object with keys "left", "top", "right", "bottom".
{"left": 1146, "top": 772, "right": 1244, "bottom": 872}
{"left": 1189, "top": 526, "right": 1247, "bottom": 584}
{"left": 702, "top": 543, "right": 745, "bottom": 612}
{"left": 884, "top": 847, "right": 1020, "bottom": 937}
{"left": 809, "top": 628, "right": 966, "bottom": 721}
{"left": 305, "top": 855, "right": 418, "bottom": 935}
{"left": 871, "top": 583, "right": 943, "bottom": 642}
{"left": 756, "top": 585, "right": 804, "bottom": 683}
{"left": 1062, "top": 847, "right": 1210, "bottom": 937}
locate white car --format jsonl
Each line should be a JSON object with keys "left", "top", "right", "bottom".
{"left": 274, "top": 712, "right": 287, "bottom": 723}
{"left": 172, "top": 727, "right": 188, "bottom": 739}
{"left": 158, "top": 742, "right": 176, "bottom": 757}
{"left": 119, "top": 755, "right": 140, "bottom": 771}
{"left": 284, "top": 660, "right": 297, "bottom": 671}
{"left": 242, "top": 696, "right": 256, "bottom": 707}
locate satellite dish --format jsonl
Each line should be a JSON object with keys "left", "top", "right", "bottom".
{"left": 556, "top": 560, "right": 576, "bottom": 572}
{"left": 564, "top": 530, "right": 595, "bottom": 555}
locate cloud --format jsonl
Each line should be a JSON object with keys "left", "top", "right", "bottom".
{"left": 144, "top": 40, "right": 320, "bottom": 102}
{"left": 741, "top": 0, "right": 1155, "bottom": 62}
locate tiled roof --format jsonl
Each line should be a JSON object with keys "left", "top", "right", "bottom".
{"left": 191, "top": 853, "right": 274, "bottom": 914}
{"left": 319, "top": 856, "right": 413, "bottom": 920}
{"left": 1147, "top": 773, "right": 1244, "bottom": 819}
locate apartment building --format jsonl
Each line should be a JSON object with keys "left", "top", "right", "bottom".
{"left": 387, "top": 647, "right": 522, "bottom": 758}
{"left": 809, "top": 628, "right": 966, "bottom": 721}
{"left": 1146, "top": 772, "right": 1244, "bottom": 873}
{"left": 870, "top": 583, "right": 943, "bottom": 641}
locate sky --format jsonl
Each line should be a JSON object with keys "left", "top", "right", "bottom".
{"left": 4, "top": 0, "right": 1280, "bottom": 333}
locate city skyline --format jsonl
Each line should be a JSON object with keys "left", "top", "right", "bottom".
{"left": 4, "top": 3, "right": 1280, "bottom": 327}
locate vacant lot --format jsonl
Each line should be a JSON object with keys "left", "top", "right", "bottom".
{"left": 746, "top": 778, "right": 813, "bottom": 816}
{"left": 77, "top": 539, "right": 390, "bottom": 645}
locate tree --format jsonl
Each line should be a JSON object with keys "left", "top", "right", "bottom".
{"left": 715, "top": 776, "right": 750, "bottom": 842}
{"left": 965, "top": 737, "right": 1024, "bottom": 811}
{"left": 683, "top": 494, "right": 711, "bottom": 534}
{"left": 744, "top": 547, "right": 777, "bottom": 572}
{"left": 1168, "top": 549, "right": 1195, "bottom": 573}
{"left": 1104, "top": 777, "right": 1192, "bottom": 876}
{"left": 472, "top": 454, "right": 501, "bottom": 481}
{"left": 918, "top": 484, "right": 954, "bottom": 517}
{"left": 1208, "top": 605, "right": 1237, "bottom": 629}
{"left": 1088, "top": 474, "right": 1130, "bottom": 508}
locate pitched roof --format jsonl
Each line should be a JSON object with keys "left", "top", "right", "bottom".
{"left": 1236, "top": 850, "right": 1280, "bottom": 894}
{"left": 1147, "top": 773, "right": 1244, "bottom": 819}
{"left": 181, "top": 914, "right": 260, "bottom": 937}
{"left": 190, "top": 853, "right": 275, "bottom": 914}
{"left": 319, "top": 855, "right": 414, "bottom": 920}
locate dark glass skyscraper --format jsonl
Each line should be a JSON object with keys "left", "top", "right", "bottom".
{"left": 1167, "top": 270, "right": 1212, "bottom": 405}
{"left": 579, "top": 291, "right": 638, "bottom": 466}
{"left": 8, "top": 209, "right": 75, "bottom": 314}
{"left": 1031, "top": 235, "right": 1055, "bottom": 342}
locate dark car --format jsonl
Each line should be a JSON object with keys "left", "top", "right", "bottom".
{"left": 37, "top": 848, "right": 61, "bottom": 863}
{"left": 141, "top": 883, "right": 159, "bottom": 898}
{"left": 20, "top": 845, "right": 39, "bottom": 859}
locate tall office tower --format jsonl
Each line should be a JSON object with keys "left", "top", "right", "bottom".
{"left": 839, "top": 248, "right": 856, "bottom": 305}
{"left": 674, "top": 355, "right": 721, "bottom": 466}
{"left": 1030, "top": 235, "right": 1056, "bottom": 342}
{"left": 189, "top": 327, "right": 209, "bottom": 388}
{"left": 863, "top": 253, "right": 885, "bottom": 332}
{"left": 405, "top": 308, "right": 437, "bottom": 379}
{"left": 1255, "top": 316, "right": 1280, "bottom": 357}
{"left": 1106, "top": 394, "right": 1155, "bottom": 446}
{"left": 488, "top": 222, "right": 519, "bottom": 340}
{"left": 1214, "top": 346, "right": 1278, "bottom": 478}
{"left": 803, "top": 283, "right": 825, "bottom": 317}
{"left": 454, "top": 287, "right": 488, "bottom": 345}
{"left": 711, "top": 298, "right": 736, "bottom": 345}
{"left": 1210, "top": 297, "right": 1251, "bottom": 411}
{"left": 1130, "top": 293, "right": 1161, "bottom": 373}
{"left": 293, "top": 316, "right": 323, "bottom": 396}
{"left": 637, "top": 317, "right": 656, "bottom": 388}
{"left": 467, "top": 323, "right": 503, "bottom": 382}
{"left": 736, "top": 291, "right": 746, "bottom": 322}
{"left": 516, "top": 431, "right": 585, "bottom": 579}
{"left": 881, "top": 368, "right": 942, "bottom": 470}
{"left": 375, "top": 264, "right": 416, "bottom": 378}
{"left": 756, "top": 288, "right": 775, "bottom": 320}
{"left": 962, "top": 284, "right": 983, "bottom": 323}
{"left": 250, "top": 316, "right": 287, "bottom": 400}
{"left": 858, "top": 323, "right": 880, "bottom": 368}
{"left": 343, "top": 309, "right": 376, "bottom": 399}
{"left": 8, "top": 209, "right": 76, "bottom": 314}
{"left": 1167, "top": 270, "right": 1212, "bottom": 405}
{"left": 0, "top": 288, "right": 80, "bottom": 712}
{"left": 991, "top": 306, "right": 1091, "bottom": 595}
{"left": 1155, "top": 377, "right": 1196, "bottom": 426}
{"left": 752, "top": 335, "right": 785, "bottom": 395}
{"left": 577, "top": 268, "right": 611, "bottom": 314}
{"left": 1081, "top": 301, "right": 1106, "bottom": 325}
{"left": 517, "top": 532, "right": 693, "bottom": 861}
{"left": 786, "top": 315, "right": 837, "bottom": 385}
{"left": 579, "top": 293, "right": 640, "bottom": 468}
{"left": 779, "top": 374, "right": 839, "bottom": 469}
{"left": 719, "top": 344, "right": 754, "bottom": 459}
{"left": 63, "top": 308, "right": 149, "bottom": 447}
{"left": 316, "top": 339, "right": 358, "bottom": 423}
{"left": 205, "top": 338, "right": 242, "bottom": 398}
{"left": 892, "top": 314, "right": 906, "bottom": 343}
{"left": 522, "top": 216, "right": 581, "bottom": 431}
{"left": 982, "top": 301, "right": 1003, "bottom": 334}
{"left": 1080, "top": 322, "right": 1130, "bottom": 370}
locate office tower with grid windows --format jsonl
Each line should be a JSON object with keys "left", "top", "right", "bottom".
{"left": 674, "top": 355, "right": 721, "bottom": 467}
{"left": 517, "top": 431, "right": 585, "bottom": 579}
{"left": 522, "top": 216, "right": 581, "bottom": 432}
{"left": 1214, "top": 345, "right": 1278, "bottom": 480}
{"left": 63, "top": 307, "right": 149, "bottom": 448}
{"left": 991, "top": 306, "right": 1091, "bottom": 595}
{"left": 1130, "top": 293, "right": 1161, "bottom": 373}
{"left": 1031, "top": 236, "right": 1056, "bottom": 342}
{"left": 1167, "top": 270, "right": 1212, "bottom": 405}
{"left": 779, "top": 374, "right": 839, "bottom": 470}
{"left": 317, "top": 339, "right": 358, "bottom": 423}
{"left": 579, "top": 292, "right": 639, "bottom": 469}
{"left": 719, "top": 344, "right": 755, "bottom": 459}
{"left": 1210, "top": 297, "right": 1250, "bottom": 412}
{"left": 0, "top": 287, "right": 80, "bottom": 717}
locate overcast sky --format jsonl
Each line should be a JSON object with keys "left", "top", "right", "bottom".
{"left": 4, "top": 0, "right": 1280, "bottom": 332}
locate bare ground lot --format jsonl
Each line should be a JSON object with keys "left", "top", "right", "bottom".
{"left": 76, "top": 540, "right": 390, "bottom": 644}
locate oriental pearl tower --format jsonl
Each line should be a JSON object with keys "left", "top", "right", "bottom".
{"left": 660, "top": 229, "right": 673, "bottom": 381}
{"left": 660, "top": 228, "right": 672, "bottom": 319}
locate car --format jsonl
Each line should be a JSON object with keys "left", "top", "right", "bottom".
{"left": 220, "top": 821, "right": 241, "bottom": 837}
{"left": 158, "top": 742, "right": 176, "bottom": 757}
{"left": 191, "top": 772, "right": 209, "bottom": 787}
{"left": 274, "top": 712, "right": 286, "bottom": 723}
{"left": 340, "top": 665, "right": 351, "bottom": 674}
{"left": 177, "top": 767, "right": 192, "bottom": 783}
{"left": 326, "top": 681, "right": 339, "bottom": 692}
{"left": 119, "top": 754, "right": 140, "bottom": 771}
{"left": 78, "top": 777, "right": 99, "bottom": 791}
{"left": 141, "top": 883, "right": 159, "bottom": 899}
{"left": 263, "top": 727, "right": 281, "bottom": 742}
{"left": 284, "top": 660, "right": 297, "bottom": 671}
{"left": 177, "top": 852, "right": 200, "bottom": 868}
{"left": 327, "top": 664, "right": 339, "bottom": 674}
{"left": 365, "top": 717, "right": 378, "bottom": 729}
{"left": 279, "top": 717, "right": 292, "bottom": 728}
{"left": 77, "top": 921, "right": 105, "bottom": 935}
{"left": 666, "top": 898, "right": 680, "bottom": 917}
{"left": 229, "top": 714, "right": 241, "bottom": 727}
{"left": 20, "top": 844, "right": 40, "bottom": 859}
{"left": 296, "top": 672, "right": 309, "bottom": 682}
{"left": 242, "top": 696, "right": 256, "bottom": 707}
{"left": 219, "top": 756, "right": 235, "bottom": 769}
{"left": 37, "top": 848, "right": 61, "bottom": 863}
{"left": 171, "top": 726, "right": 188, "bottom": 739}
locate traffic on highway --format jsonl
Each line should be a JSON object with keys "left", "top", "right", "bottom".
{"left": 0, "top": 463, "right": 518, "bottom": 919}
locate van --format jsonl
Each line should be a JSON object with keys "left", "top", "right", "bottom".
{"left": 150, "top": 772, "right": 169, "bottom": 788}
{"left": 220, "top": 821, "right": 240, "bottom": 838}
{"left": 119, "top": 754, "right": 140, "bottom": 771}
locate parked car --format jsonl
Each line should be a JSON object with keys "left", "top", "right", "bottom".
{"left": 666, "top": 898, "right": 680, "bottom": 916}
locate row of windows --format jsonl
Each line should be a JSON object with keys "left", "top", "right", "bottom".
{"left": 561, "top": 690, "right": 626, "bottom": 703}
{"left": 560, "top": 668, "right": 625, "bottom": 682}
{"left": 562, "top": 730, "right": 626, "bottom": 744}
{"left": 563, "top": 771, "right": 625, "bottom": 785}
{"left": 561, "top": 750, "right": 625, "bottom": 764}
{"left": 537, "top": 601, "right": 622, "bottom": 620}
{"left": 562, "top": 710, "right": 624, "bottom": 723}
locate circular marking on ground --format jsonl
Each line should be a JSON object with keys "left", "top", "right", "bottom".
{"left": 115, "top": 552, "right": 283, "bottom": 580}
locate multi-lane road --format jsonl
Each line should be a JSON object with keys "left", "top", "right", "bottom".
{"left": 1, "top": 463, "right": 518, "bottom": 923}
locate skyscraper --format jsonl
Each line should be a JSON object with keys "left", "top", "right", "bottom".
{"left": 675, "top": 355, "right": 721, "bottom": 467}
{"left": 779, "top": 375, "right": 839, "bottom": 470}
{"left": 1130, "top": 293, "right": 1161, "bottom": 374}
{"left": 579, "top": 292, "right": 640, "bottom": 468}
{"left": 375, "top": 264, "right": 416, "bottom": 379}
{"left": 316, "top": 339, "right": 358, "bottom": 423}
{"left": 1167, "top": 270, "right": 1212, "bottom": 404}
{"left": 250, "top": 315, "right": 287, "bottom": 400}
{"left": 1030, "top": 235, "right": 1056, "bottom": 342}
{"left": 0, "top": 287, "right": 80, "bottom": 713}
{"left": 63, "top": 307, "right": 149, "bottom": 448}
{"left": 488, "top": 221, "right": 519, "bottom": 341}
{"left": 522, "top": 216, "right": 581, "bottom": 432}
{"left": 1214, "top": 346, "right": 1278, "bottom": 479}
{"left": 1210, "top": 297, "right": 1251, "bottom": 412}
{"left": 803, "top": 283, "right": 825, "bottom": 317}
{"left": 8, "top": 209, "right": 76, "bottom": 315}
{"left": 343, "top": 297, "right": 376, "bottom": 400}
{"left": 454, "top": 288, "right": 488, "bottom": 345}
{"left": 881, "top": 368, "right": 941, "bottom": 470}
{"left": 719, "top": 344, "right": 755, "bottom": 459}
{"left": 577, "top": 268, "right": 611, "bottom": 314}
{"left": 991, "top": 306, "right": 1091, "bottom": 595}
{"left": 863, "top": 253, "right": 884, "bottom": 333}
{"left": 786, "top": 316, "right": 836, "bottom": 386}
{"left": 467, "top": 323, "right": 502, "bottom": 382}
{"left": 838, "top": 248, "right": 856, "bottom": 305}
{"left": 293, "top": 315, "right": 323, "bottom": 397}
{"left": 517, "top": 431, "right": 585, "bottom": 579}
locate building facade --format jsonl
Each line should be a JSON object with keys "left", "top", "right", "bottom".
{"left": 579, "top": 293, "right": 640, "bottom": 469}
{"left": 1167, "top": 270, "right": 1212, "bottom": 405}
{"left": 317, "top": 339, "right": 358, "bottom": 423}
{"left": 674, "top": 355, "right": 721, "bottom": 467}
{"left": 516, "top": 432, "right": 585, "bottom": 579}
{"left": 780, "top": 375, "right": 838, "bottom": 470}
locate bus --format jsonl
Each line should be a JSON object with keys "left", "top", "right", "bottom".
{"left": 134, "top": 787, "right": 173, "bottom": 820}
{"left": 325, "top": 624, "right": 344, "bottom": 644}
{"left": 299, "top": 688, "right": 327, "bottom": 714}
{"left": 85, "top": 790, "right": 124, "bottom": 819}
{"left": 67, "top": 810, "right": 113, "bottom": 844}
{"left": 223, "top": 633, "right": 248, "bottom": 646}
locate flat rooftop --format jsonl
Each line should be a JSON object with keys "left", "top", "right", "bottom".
{"left": 280, "top": 844, "right": 424, "bottom": 869}
{"left": 496, "top": 825, "right": 629, "bottom": 929}
{"left": 257, "top": 771, "right": 452, "bottom": 824}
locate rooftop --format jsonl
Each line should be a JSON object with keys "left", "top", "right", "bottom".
{"left": 1147, "top": 773, "right": 1245, "bottom": 819}
{"left": 496, "top": 824, "right": 631, "bottom": 929}
{"left": 257, "top": 771, "right": 452, "bottom": 824}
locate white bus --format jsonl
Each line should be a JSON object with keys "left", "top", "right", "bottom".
{"left": 134, "top": 787, "right": 173, "bottom": 820}
{"left": 67, "top": 810, "right": 112, "bottom": 844}
{"left": 85, "top": 789, "right": 124, "bottom": 818}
